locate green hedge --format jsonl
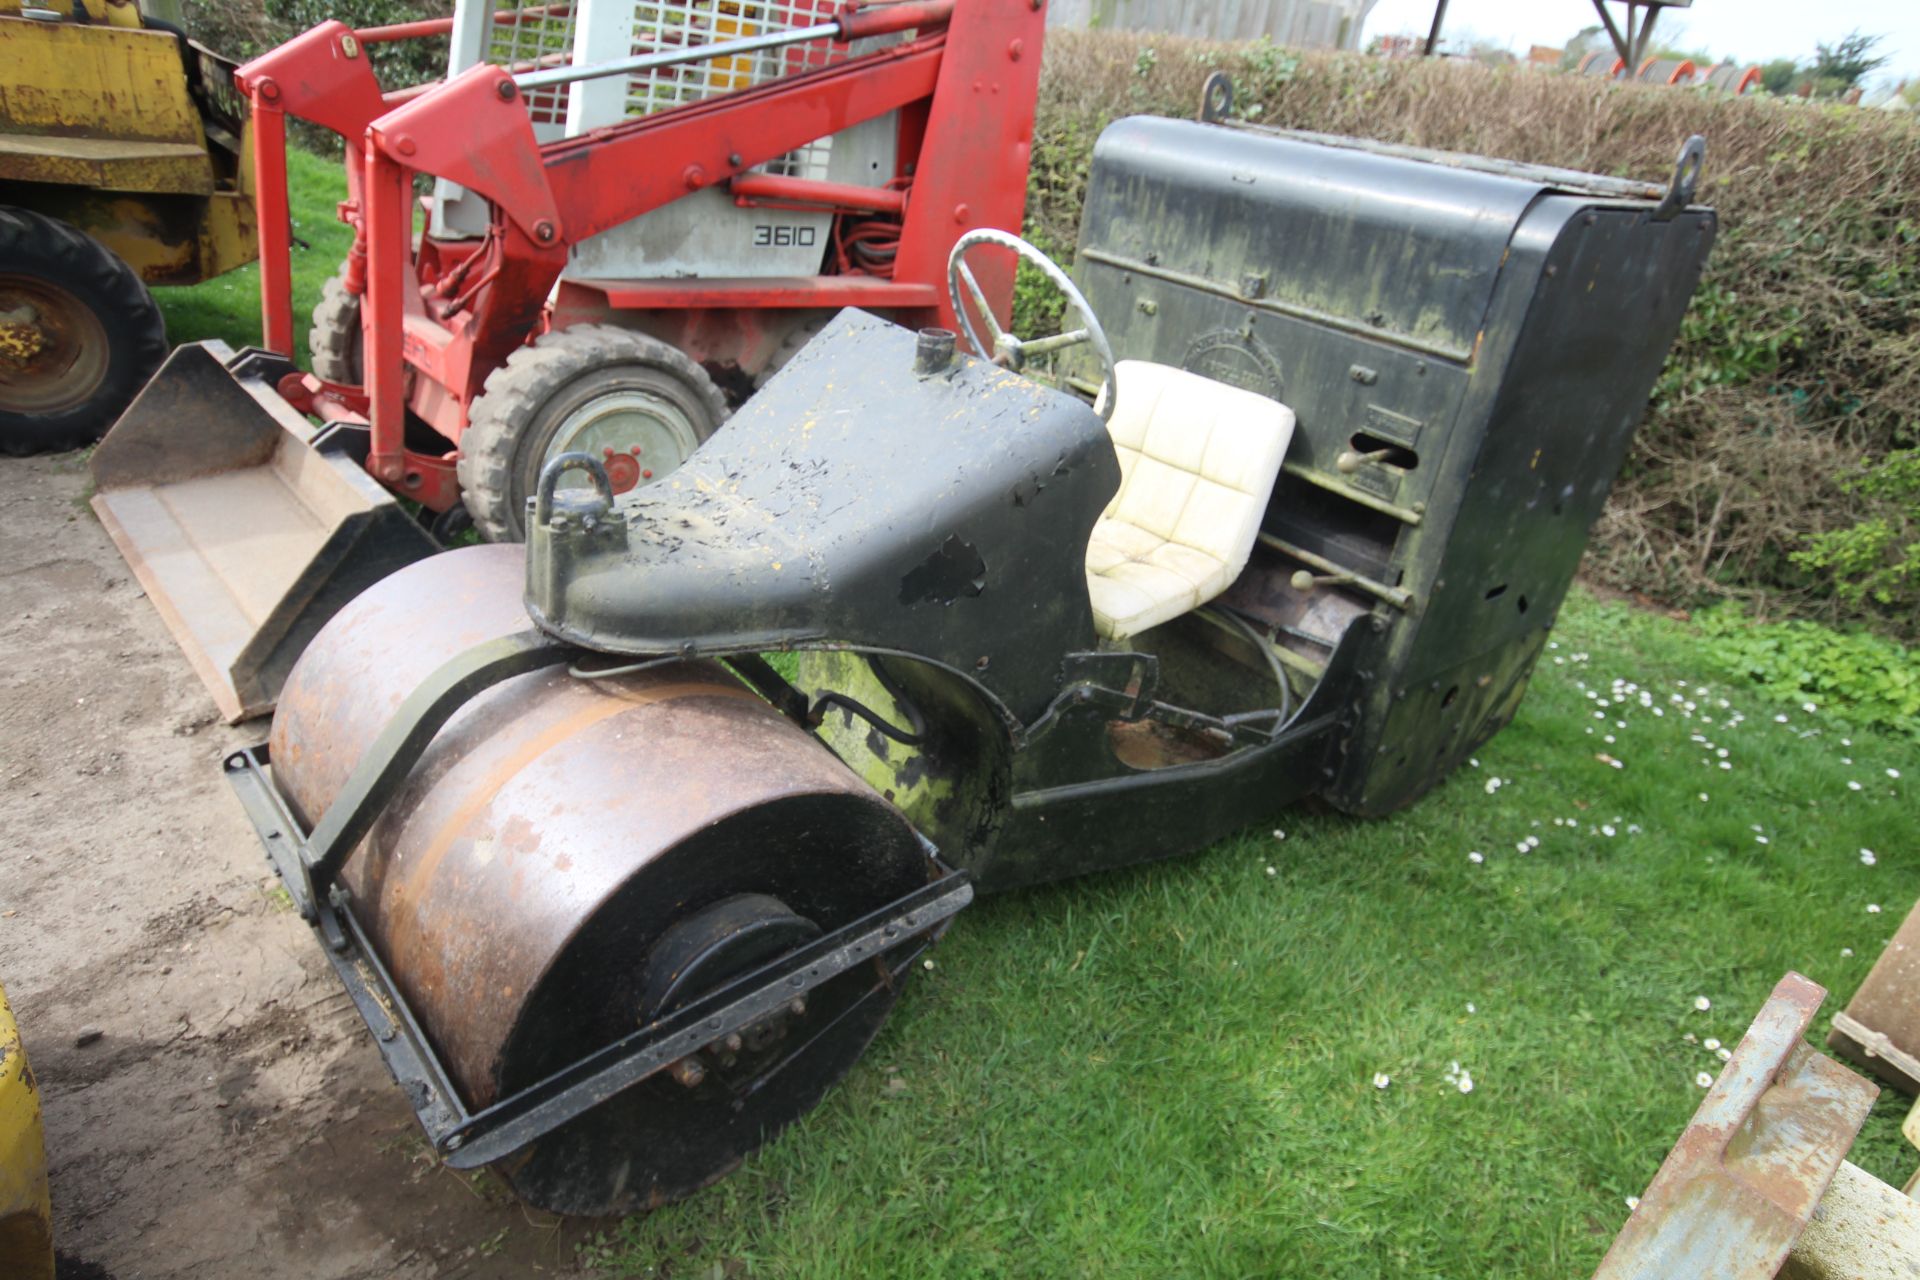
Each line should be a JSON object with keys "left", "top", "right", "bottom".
{"left": 184, "top": 0, "right": 449, "bottom": 84}
{"left": 1028, "top": 32, "right": 1920, "bottom": 640}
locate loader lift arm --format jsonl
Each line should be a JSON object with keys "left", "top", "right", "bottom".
{"left": 234, "top": 5, "right": 576, "bottom": 354}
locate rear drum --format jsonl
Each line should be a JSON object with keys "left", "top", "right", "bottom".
{"left": 270, "top": 545, "right": 928, "bottom": 1213}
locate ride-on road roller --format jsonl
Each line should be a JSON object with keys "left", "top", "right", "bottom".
{"left": 222, "top": 102, "right": 1716, "bottom": 1214}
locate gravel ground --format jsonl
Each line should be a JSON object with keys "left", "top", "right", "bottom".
{"left": 0, "top": 452, "right": 592, "bottom": 1279}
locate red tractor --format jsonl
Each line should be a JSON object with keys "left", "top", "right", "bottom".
{"left": 90, "top": 0, "right": 1043, "bottom": 721}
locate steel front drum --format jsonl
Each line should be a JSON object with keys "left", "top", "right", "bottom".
{"left": 270, "top": 545, "right": 927, "bottom": 1213}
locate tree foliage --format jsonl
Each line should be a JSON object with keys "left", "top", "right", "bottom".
{"left": 1560, "top": 24, "right": 1610, "bottom": 71}
{"left": 1759, "top": 58, "right": 1802, "bottom": 96}
{"left": 1811, "top": 31, "right": 1889, "bottom": 91}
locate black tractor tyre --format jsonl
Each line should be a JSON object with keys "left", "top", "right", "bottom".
{"left": 752, "top": 314, "right": 830, "bottom": 390}
{"left": 458, "top": 325, "right": 728, "bottom": 542}
{"left": 308, "top": 268, "right": 362, "bottom": 385}
{"left": 0, "top": 207, "right": 168, "bottom": 456}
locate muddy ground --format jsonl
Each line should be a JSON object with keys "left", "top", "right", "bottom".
{"left": 0, "top": 453, "right": 605, "bottom": 1279}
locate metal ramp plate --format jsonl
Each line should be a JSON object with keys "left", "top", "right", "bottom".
{"left": 1592, "top": 973, "right": 1880, "bottom": 1280}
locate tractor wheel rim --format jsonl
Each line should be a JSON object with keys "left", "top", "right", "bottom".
{"left": 0, "top": 275, "right": 110, "bottom": 415}
{"left": 546, "top": 388, "right": 703, "bottom": 495}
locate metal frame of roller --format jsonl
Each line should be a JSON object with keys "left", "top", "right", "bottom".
{"left": 232, "top": 544, "right": 970, "bottom": 1213}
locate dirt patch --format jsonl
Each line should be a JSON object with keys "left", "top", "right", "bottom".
{"left": 0, "top": 454, "right": 609, "bottom": 1278}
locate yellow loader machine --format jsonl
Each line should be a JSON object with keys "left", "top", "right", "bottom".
{"left": 0, "top": 0, "right": 256, "bottom": 454}
{"left": 0, "top": 983, "right": 53, "bottom": 1280}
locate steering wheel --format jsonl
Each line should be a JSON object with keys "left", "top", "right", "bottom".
{"left": 946, "top": 228, "right": 1118, "bottom": 421}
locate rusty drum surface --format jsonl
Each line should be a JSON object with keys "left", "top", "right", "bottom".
{"left": 269, "top": 544, "right": 928, "bottom": 1213}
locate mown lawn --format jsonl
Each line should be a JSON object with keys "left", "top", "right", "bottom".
{"left": 156, "top": 147, "right": 1919, "bottom": 1280}
{"left": 567, "top": 590, "right": 1916, "bottom": 1279}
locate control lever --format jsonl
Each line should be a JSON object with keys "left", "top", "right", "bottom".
{"left": 1336, "top": 447, "right": 1398, "bottom": 474}
{"left": 1290, "top": 568, "right": 1361, "bottom": 593}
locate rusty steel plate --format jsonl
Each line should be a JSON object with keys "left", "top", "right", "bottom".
{"left": 1592, "top": 973, "right": 1879, "bottom": 1280}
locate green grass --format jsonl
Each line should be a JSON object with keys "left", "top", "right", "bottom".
{"left": 578, "top": 593, "right": 1918, "bottom": 1279}
{"left": 157, "top": 151, "right": 1920, "bottom": 1277}
{"left": 151, "top": 147, "right": 353, "bottom": 367}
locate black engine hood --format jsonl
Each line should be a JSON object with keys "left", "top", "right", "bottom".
{"left": 524, "top": 309, "right": 1120, "bottom": 723}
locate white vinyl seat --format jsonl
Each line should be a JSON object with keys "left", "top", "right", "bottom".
{"left": 1086, "top": 361, "right": 1296, "bottom": 642}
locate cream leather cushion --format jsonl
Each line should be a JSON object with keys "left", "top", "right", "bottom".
{"left": 1086, "top": 361, "right": 1295, "bottom": 641}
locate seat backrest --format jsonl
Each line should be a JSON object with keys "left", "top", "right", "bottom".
{"left": 1100, "top": 360, "right": 1295, "bottom": 575}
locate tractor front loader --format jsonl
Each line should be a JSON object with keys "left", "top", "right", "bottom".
{"left": 219, "top": 104, "right": 1716, "bottom": 1215}
{"left": 90, "top": 0, "right": 1042, "bottom": 722}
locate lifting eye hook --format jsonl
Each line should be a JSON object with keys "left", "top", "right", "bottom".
{"left": 533, "top": 451, "right": 617, "bottom": 526}
{"left": 1652, "top": 135, "right": 1706, "bottom": 223}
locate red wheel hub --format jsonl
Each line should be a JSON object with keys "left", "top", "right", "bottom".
{"left": 600, "top": 445, "right": 653, "bottom": 494}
